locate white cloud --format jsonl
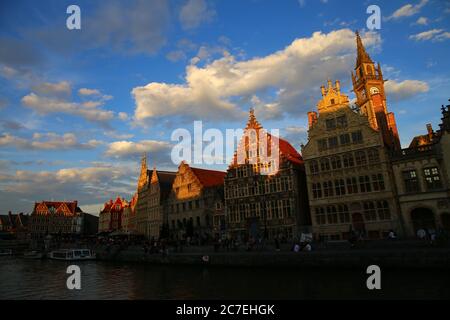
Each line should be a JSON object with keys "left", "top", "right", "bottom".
{"left": 0, "top": 132, "right": 103, "bottom": 150}
{"left": 21, "top": 93, "right": 115, "bottom": 123}
{"left": 118, "top": 112, "right": 129, "bottom": 121}
{"left": 31, "top": 81, "right": 71, "bottom": 96}
{"left": 386, "top": 0, "right": 429, "bottom": 20}
{"left": 105, "top": 140, "right": 172, "bottom": 159}
{"left": 0, "top": 164, "right": 137, "bottom": 212}
{"left": 409, "top": 29, "right": 450, "bottom": 41}
{"left": 78, "top": 88, "right": 101, "bottom": 96}
{"left": 179, "top": 0, "right": 215, "bottom": 30}
{"left": 132, "top": 29, "right": 382, "bottom": 124}
{"left": 415, "top": 17, "right": 428, "bottom": 25}
{"left": 384, "top": 79, "right": 429, "bottom": 102}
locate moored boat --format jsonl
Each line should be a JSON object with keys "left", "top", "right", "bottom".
{"left": 0, "top": 249, "right": 12, "bottom": 256}
{"left": 48, "top": 249, "right": 96, "bottom": 261}
{"left": 23, "top": 250, "right": 44, "bottom": 259}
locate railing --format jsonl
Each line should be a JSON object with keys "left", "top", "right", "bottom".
{"left": 391, "top": 144, "right": 441, "bottom": 161}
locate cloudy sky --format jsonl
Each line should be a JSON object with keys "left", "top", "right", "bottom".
{"left": 1, "top": 0, "right": 449, "bottom": 214}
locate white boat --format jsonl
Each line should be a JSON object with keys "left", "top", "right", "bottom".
{"left": 0, "top": 249, "right": 12, "bottom": 256}
{"left": 49, "top": 249, "right": 96, "bottom": 261}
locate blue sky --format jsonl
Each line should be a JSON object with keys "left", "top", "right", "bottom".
{"left": 0, "top": 0, "right": 449, "bottom": 213}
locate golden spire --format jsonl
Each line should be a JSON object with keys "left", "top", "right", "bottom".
{"left": 246, "top": 108, "right": 262, "bottom": 130}
{"left": 138, "top": 153, "right": 148, "bottom": 190}
{"left": 355, "top": 30, "right": 373, "bottom": 68}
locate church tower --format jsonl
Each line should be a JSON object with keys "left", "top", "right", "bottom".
{"left": 351, "top": 31, "right": 400, "bottom": 151}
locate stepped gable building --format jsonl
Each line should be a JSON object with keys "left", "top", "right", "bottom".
{"left": 224, "top": 109, "right": 310, "bottom": 241}
{"left": 147, "top": 167, "right": 177, "bottom": 239}
{"left": 30, "top": 200, "right": 97, "bottom": 238}
{"left": 135, "top": 154, "right": 149, "bottom": 235}
{"left": 98, "top": 197, "right": 128, "bottom": 233}
{"left": 133, "top": 154, "right": 177, "bottom": 239}
{"left": 0, "top": 212, "right": 29, "bottom": 239}
{"left": 167, "top": 161, "right": 225, "bottom": 240}
{"left": 302, "top": 33, "right": 401, "bottom": 240}
{"left": 391, "top": 102, "right": 450, "bottom": 235}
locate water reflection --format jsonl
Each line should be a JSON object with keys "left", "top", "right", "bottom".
{"left": 0, "top": 257, "right": 449, "bottom": 299}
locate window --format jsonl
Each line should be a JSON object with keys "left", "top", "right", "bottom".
{"left": 340, "top": 134, "right": 351, "bottom": 145}
{"left": 315, "top": 207, "right": 326, "bottom": 225}
{"left": 377, "top": 201, "right": 390, "bottom": 220}
{"left": 403, "top": 170, "right": 420, "bottom": 193}
{"left": 363, "top": 202, "right": 377, "bottom": 221}
{"left": 328, "top": 136, "right": 338, "bottom": 149}
{"left": 352, "top": 131, "right": 363, "bottom": 144}
{"left": 320, "top": 158, "right": 330, "bottom": 171}
{"left": 346, "top": 177, "right": 358, "bottom": 194}
{"left": 355, "top": 150, "right": 367, "bottom": 166}
{"left": 372, "top": 173, "right": 385, "bottom": 191}
{"left": 424, "top": 167, "right": 442, "bottom": 190}
{"left": 330, "top": 156, "right": 342, "bottom": 169}
{"left": 334, "top": 179, "right": 346, "bottom": 196}
{"left": 338, "top": 204, "right": 350, "bottom": 223}
{"left": 359, "top": 176, "right": 372, "bottom": 193}
{"left": 187, "top": 183, "right": 192, "bottom": 192}
{"left": 323, "top": 181, "right": 334, "bottom": 197}
{"left": 318, "top": 139, "right": 327, "bottom": 151}
{"left": 343, "top": 153, "right": 354, "bottom": 168}
{"left": 367, "top": 148, "right": 380, "bottom": 163}
{"left": 330, "top": 99, "right": 335, "bottom": 104}
{"left": 336, "top": 115, "right": 347, "bottom": 128}
{"left": 327, "top": 206, "right": 338, "bottom": 224}
{"left": 312, "top": 183, "right": 322, "bottom": 199}
{"left": 326, "top": 118, "right": 336, "bottom": 130}
{"left": 309, "top": 160, "right": 319, "bottom": 174}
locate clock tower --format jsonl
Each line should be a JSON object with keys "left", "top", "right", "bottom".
{"left": 351, "top": 31, "right": 401, "bottom": 151}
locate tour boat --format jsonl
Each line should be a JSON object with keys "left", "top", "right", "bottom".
{"left": 0, "top": 249, "right": 12, "bottom": 256}
{"left": 48, "top": 249, "right": 96, "bottom": 261}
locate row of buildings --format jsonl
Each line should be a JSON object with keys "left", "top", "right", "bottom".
{"left": 98, "top": 32, "right": 450, "bottom": 242}
{"left": 3, "top": 201, "right": 99, "bottom": 240}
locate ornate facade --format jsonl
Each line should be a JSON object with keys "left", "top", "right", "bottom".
{"left": 30, "top": 200, "right": 97, "bottom": 238}
{"left": 135, "top": 155, "right": 149, "bottom": 236}
{"left": 391, "top": 103, "right": 450, "bottom": 236}
{"left": 167, "top": 162, "right": 225, "bottom": 240}
{"left": 224, "top": 109, "right": 310, "bottom": 241}
{"left": 302, "top": 33, "right": 401, "bottom": 240}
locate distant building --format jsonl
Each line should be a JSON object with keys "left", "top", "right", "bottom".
{"left": 224, "top": 109, "right": 310, "bottom": 241}
{"left": 98, "top": 197, "right": 129, "bottom": 233}
{"left": 30, "top": 201, "right": 98, "bottom": 238}
{"left": 167, "top": 162, "right": 225, "bottom": 240}
{"left": 391, "top": 103, "right": 450, "bottom": 236}
{"left": 0, "top": 212, "right": 30, "bottom": 239}
{"left": 122, "top": 193, "right": 138, "bottom": 234}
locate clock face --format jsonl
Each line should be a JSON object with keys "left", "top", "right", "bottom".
{"left": 370, "top": 87, "right": 380, "bottom": 95}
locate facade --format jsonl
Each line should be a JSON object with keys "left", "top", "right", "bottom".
{"left": 135, "top": 155, "right": 150, "bottom": 236}
{"left": 302, "top": 33, "right": 402, "bottom": 240}
{"left": 122, "top": 192, "right": 138, "bottom": 233}
{"left": 167, "top": 162, "right": 225, "bottom": 240}
{"left": 391, "top": 104, "right": 450, "bottom": 236}
{"left": 29, "top": 201, "right": 97, "bottom": 238}
{"left": 147, "top": 168, "right": 176, "bottom": 240}
{"left": 98, "top": 197, "right": 129, "bottom": 233}
{"left": 224, "top": 109, "right": 310, "bottom": 241}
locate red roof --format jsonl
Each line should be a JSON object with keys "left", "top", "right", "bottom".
{"left": 33, "top": 201, "right": 79, "bottom": 216}
{"left": 270, "top": 134, "right": 304, "bottom": 166}
{"left": 191, "top": 167, "right": 226, "bottom": 187}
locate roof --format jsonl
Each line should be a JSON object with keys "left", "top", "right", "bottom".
{"left": 33, "top": 201, "right": 79, "bottom": 216}
{"left": 191, "top": 167, "right": 226, "bottom": 187}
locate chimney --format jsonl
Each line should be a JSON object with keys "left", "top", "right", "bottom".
{"left": 335, "top": 80, "right": 340, "bottom": 92}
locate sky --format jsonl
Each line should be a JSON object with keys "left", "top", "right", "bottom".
{"left": 0, "top": 0, "right": 449, "bottom": 214}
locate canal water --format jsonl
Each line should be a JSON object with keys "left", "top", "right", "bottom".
{"left": 1, "top": 257, "right": 449, "bottom": 299}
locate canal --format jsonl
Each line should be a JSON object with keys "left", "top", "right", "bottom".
{"left": 1, "top": 257, "right": 449, "bottom": 299}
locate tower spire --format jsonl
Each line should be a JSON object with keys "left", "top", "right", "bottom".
{"left": 246, "top": 107, "right": 262, "bottom": 130}
{"left": 355, "top": 30, "right": 373, "bottom": 68}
